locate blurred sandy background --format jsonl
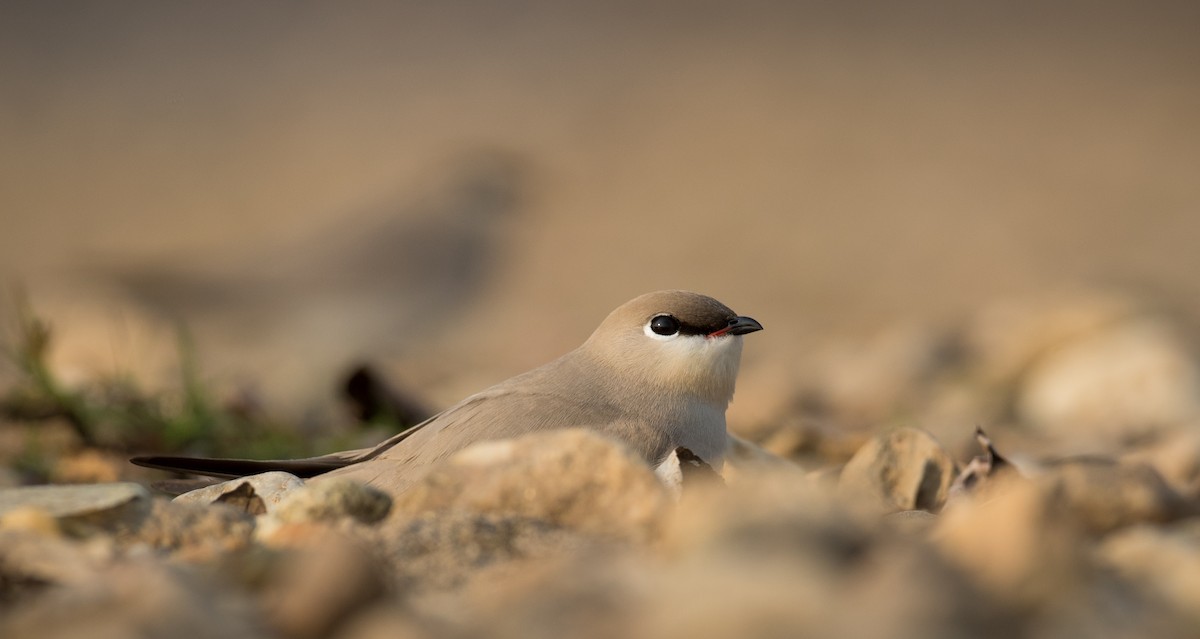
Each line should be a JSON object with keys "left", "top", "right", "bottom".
{"left": 2, "top": 0, "right": 1198, "bottom": 424}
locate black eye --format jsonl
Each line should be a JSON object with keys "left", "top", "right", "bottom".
{"left": 649, "top": 314, "right": 680, "bottom": 336}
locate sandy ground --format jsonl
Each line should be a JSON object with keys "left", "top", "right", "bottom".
{"left": 1, "top": 1, "right": 1198, "bottom": 416}
{"left": 5, "top": 7, "right": 1200, "bottom": 637}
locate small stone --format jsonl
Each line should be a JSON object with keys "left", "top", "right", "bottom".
{"left": 0, "top": 483, "right": 150, "bottom": 537}
{"left": 933, "top": 474, "right": 1083, "bottom": 604}
{"left": 116, "top": 498, "right": 256, "bottom": 561}
{"left": 379, "top": 510, "right": 582, "bottom": 592}
{"left": 837, "top": 427, "right": 956, "bottom": 514}
{"left": 0, "top": 505, "right": 63, "bottom": 537}
{"left": 1121, "top": 427, "right": 1200, "bottom": 498}
{"left": 0, "top": 560, "right": 261, "bottom": 639}
{"left": 214, "top": 482, "right": 268, "bottom": 516}
{"left": 648, "top": 473, "right": 900, "bottom": 639}
{"left": 173, "top": 471, "right": 305, "bottom": 515}
{"left": 334, "top": 607, "right": 437, "bottom": 639}
{"left": 1016, "top": 319, "right": 1200, "bottom": 444}
{"left": 1097, "top": 520, "right": 1200, "bottom": 616}
{"left": 391, "top": 428, "right": 671, "bottom": 543}
{"left": 882, "top": 510, "right": 937, "bottom": 535}
{"left": 665, "top": 470, "right": 867, "bottom": 572}
{"left": 259, "top": 530, "right": 387, "bottom": 639}
{"left": 1039, "top": 457, "right": 1190, "bottom": 534}
{"left": 273, "top": 478, "right": 392, "bottom": 525}
{"left": 0, "top": 529, "right": 112, "bottom": 598}
{"left": 449, "top": 547, "right": 641, "bottom": 639}
{"left": 805, "top": 465, "right": 843, "bottom": 492}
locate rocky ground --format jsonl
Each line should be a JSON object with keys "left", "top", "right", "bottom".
{"left": 3, "top": 4, "right": 1198, "bottom": 637}
{"left": 2, "top": 290, "right": 1200, "bottom": 639}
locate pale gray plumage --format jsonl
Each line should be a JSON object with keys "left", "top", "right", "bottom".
{"left": 132, "top": 290, "right": 762, "bottom": 496}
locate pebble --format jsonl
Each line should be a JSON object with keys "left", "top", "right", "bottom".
{"left": 837, "top": 427, "right": 957, "bottom": 513}
{"left": 173, "top": 471, "right": 306, "bottom": 515}
{"left": 391, "top": 428, "right": 671, "bottom": 543}
{"left": 1096, "top": 520, "right": 1200, "bottom": 616}
{"left": 1017, "top": 319, "right": 1200, "bottom": 444}
{"left": 0, "top": 483, "right": 150, "bottom": 537}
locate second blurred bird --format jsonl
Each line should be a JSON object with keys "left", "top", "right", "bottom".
{"left": 106, "top": 151, "right": 526, "bottom": 410}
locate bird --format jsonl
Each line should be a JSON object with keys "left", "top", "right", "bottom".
{"left": 97, "top": 152, "right": 524, "bottom": 409}
{"left": 131, "top": 290, "right": 763, "bottom": 496}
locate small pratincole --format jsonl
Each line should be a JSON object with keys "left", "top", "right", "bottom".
{"left": 133, "top": 290, "right": 763, "bottom": 496}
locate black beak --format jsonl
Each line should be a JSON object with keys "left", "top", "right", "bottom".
{"left": 709, "top": 315, "right": 763, "bottom": 337}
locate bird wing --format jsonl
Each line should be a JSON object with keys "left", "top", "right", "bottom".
{"left": 312, "top": 386, "right": 628, "bottom": 494}
{"left": 130, "top": 382, "right": 625, "bottom": 488}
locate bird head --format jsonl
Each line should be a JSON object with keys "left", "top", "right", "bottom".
{"left": 583, "top": 290, "right": 763, "bottom": 405}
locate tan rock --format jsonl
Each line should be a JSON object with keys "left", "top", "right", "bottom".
{"left": 334, "top": 607, "right": 438, "bottom": 639}
{"left": 1017, "top": 319, "right": 1200, "bottom": 444}
{"left": 392, "top": 429, "right": 671, "bottom": 543}
{"left": 254, "top": 520, "right": 323, "bottom": 549}
{"left": 1039, "top": 457, "right": 1190, "bottom": 534}
{"left": 0, "top": 505, "right": 63, "bottom": 536}
{"left": 1122, "top": 427, "right": 1200, "bottom": 498}
{"left": 500, "top": 473, "right": 835, "bottom": 639}
{"left": 936, "top": 456, "right": 1193, "bottom": 606}
{"left": 837, "top": 427, "right": 956, "bottom": 514}
{"left": 173, "top": 471, "right": 306, "bottom": 515}
{"left": 631, "top": 559, "right": 837, "bottom": 639}
{"left": 649, "top": 471, "right": 978, "bottom": 639}
{"left": 255, "top": 480, "right": 391, "bottom": 549}
{"left": 377, "top": 511, "right": 584, "bottom": 592}
{"left": 260, "top": 530, "right": 387, "bottom": 639}
{"left": 1097, "top": 520, "right": 1200, "bottom": 617}
{"left": 882, "top": 510, "right": 938, "bottom": 536}
{"left": 665, "top": 469, "right": 864, "bottom": 568}
{"left": 447, "top": 546, "right": 640, "bottom": 639}
{"left": 272, "top": 478, "right": 392, "bottom": 526}
{"left": 0, "top": 486, "right": 253, "bottom": 564}
{"left": 805, "top": 464, "right": 844, "bottom": 493}
{"left": 0, "top": 560, "right": 260, "bottom": 639}
{"left": 116, "top": 498, "right": 256, "bottom": 561}
{"left": 0, "top": 529, "right": 113, "bottom": 595}
{"left": 933, "top": 474, "right": 1083, "bottom": 605}
{"left": 0, "top": 483, "right": 150, "bottom": 538}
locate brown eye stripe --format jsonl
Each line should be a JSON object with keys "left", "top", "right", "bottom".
{"left": 677, "top": 316, "right": 736, "bottom": 336}
{"left": 677, "top": 322, "right": 714, "bottom": 336}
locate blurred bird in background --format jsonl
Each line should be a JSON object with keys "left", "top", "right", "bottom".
{"left": 100, "top": 151, "right": 525, "bottom": 415}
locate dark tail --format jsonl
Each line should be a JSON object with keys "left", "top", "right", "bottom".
{"left": 129, "top": 455, "right": 351, "bottom": 480}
